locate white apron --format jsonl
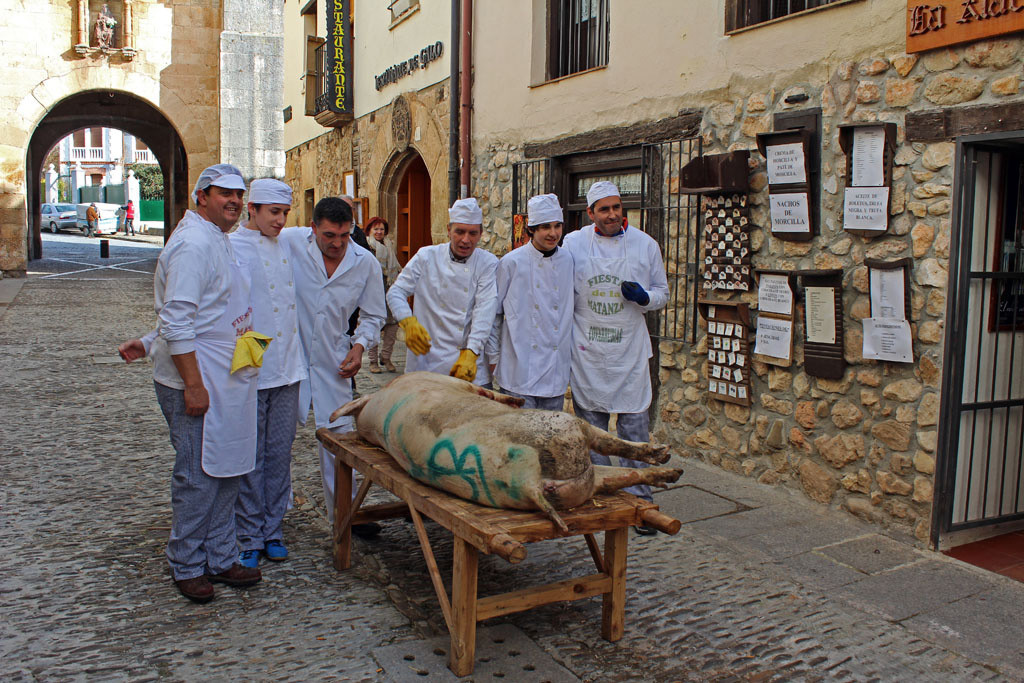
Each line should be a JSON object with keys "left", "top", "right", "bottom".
{"left": 570, "top": 229, "right": 652, "bottom": 414}
{"left": 194, "top": 261, "right": 259, "bottom": 477}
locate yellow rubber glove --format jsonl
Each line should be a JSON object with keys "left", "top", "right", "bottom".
{"left": 449, "top": 349, "right": 478, "bottom": 382}
{"left": 231, "top": 331, "right": 273, "bottom": 374}
{"left": 399, "top": 316, "right": 432, "bottom": 356}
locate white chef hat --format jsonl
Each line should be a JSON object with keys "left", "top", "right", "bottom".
{"left": 449, "top": 197, "right": 483, "bottom": 224}
{"left": 585, "top": 180, "right": 620, "bottom": 208}
{"left": 527, "top": 193, "right": 563, "bottom": 227}
{"left": 192, "top": 163, "right": 246, "bottom": 203}
{"left": 249, "top": 178, "right": 293, "bottom": 206}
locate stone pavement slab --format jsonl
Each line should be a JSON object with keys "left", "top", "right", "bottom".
{"left": 816, "top": 533, "right": 923, "bottom": 574}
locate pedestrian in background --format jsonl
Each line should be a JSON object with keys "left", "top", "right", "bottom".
{"left": 365, "top": 216, "right": 401, "bottom": 373}
{"left": 124, "top": 200, "right": 136, "bottom": 236}
{"left": 85, "top": 203, "right": 98, "bottom": 238}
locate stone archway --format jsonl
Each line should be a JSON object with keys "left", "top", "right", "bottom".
{"left": 379, "top": 147, "right": 434, "bottom": 265}
{"left": 25, "top": 90, "right": 189, "bottom": 260}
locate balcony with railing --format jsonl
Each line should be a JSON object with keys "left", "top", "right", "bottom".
{"left": 71, "top": 147, "right": 105, "bottom": 161}
{"left": 312, "top": 42, "right": 351, "bottom": 128}
{"left": 133, "top": 149, "right": 156, "bottom": 164}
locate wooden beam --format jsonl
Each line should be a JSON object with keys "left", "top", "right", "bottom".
{"left": 584, "top": 533, "right": 604, "bottom": 572}
{"left": 906, "top": 103, "right": 1024, "bottom": 143}
{"left": 476, "top": 574, "right": 612, "bottom": 622}
{"left": 332, "top": 454, "right": 353, "bottom": 571}
{"left": 334, "top": 476, "right": 373, "bottom": 546}
{"left": 601, "top": 528, "right": 627, "bottom": 642}
{"left": 523, "top": 110, "right": 702, "bottom": 159}
{"left": 408, "top": 503, "right": 453, "bottom": 633}
{"left": 352, "top": 501, "right": 410, "bottom": 524}
{"left": 449, "top": 538, "right": 479, "bottom": 677}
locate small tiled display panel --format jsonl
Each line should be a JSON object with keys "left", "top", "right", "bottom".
{"left": 702, "top": 194, "right": 752, "bottom": 293}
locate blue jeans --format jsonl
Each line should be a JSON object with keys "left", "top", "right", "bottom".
{"left": 501, "top": 388, "right": 565, "bottom": 411}
{"left": 571, "top": 400, "right": 652, "bottom": 501}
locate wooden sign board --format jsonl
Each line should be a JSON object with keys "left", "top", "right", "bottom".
{"left": 800, "top": 269, "right": 846, "bottom": 380}
{"left": 907, "top": 1, "right": 1024, "bottom": 54}
{"left": 698, "top": 300, "right": 753, "bottom": 406}
{"left": 753, "top": 270, "right": 798, "bottom": 368}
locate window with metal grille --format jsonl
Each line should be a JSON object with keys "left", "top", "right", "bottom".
{"left": 548, "top": 0, "right": 609, "bottom": 80}
{"left": 726, "top": 0, "right": 850, "bottom": 32}
{"left": 311, "top": 39, "right": 328, "bottom": 115}
{"left": 388, "top": 0, "right": 419, "bottom": 25}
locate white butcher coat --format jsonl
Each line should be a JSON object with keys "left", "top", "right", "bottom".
{"left": 486, "top": 242, "right": 574, "bottom": 398}
{"left": 386, "top": 244, "right": 498, "bottom": 386}
{"left": 279, "top": 227, "right": 386, "bottom": 428}
{"left": 563, "top": 225, "right": 669, "bottom": 414}
{"left": 229, "top": 227, "right": 307, "bottom": 390}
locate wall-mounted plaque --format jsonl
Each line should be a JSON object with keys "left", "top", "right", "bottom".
{"left": 753, "top": 270, "right": 797, "bottom": 367}
{"left": 757, "top": 128, "right": 817, "bottom": 241}
{"left": 907, "top": 1, "right": 1024, "bottom": 54}
{"left": 800, "top": 269, "right": 845, "bottom": 379}
{"left": 701, "top": 193, "right": 753, "bottom": 293}
{"left": 839, "top": 123, "right": 897, "bottom": 238}
{"left": 698, "top": 300, "right": 753, "bottom": 406}
{"left": 863, "top": 258, "right": 914, "bottom": 363}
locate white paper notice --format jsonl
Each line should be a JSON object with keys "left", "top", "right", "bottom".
{"left": 852, "top": 127, "right": 885, "bottom": 187}
{"left": 870, "top": 267, "right": 906, "bottom": 319}
{"left": 767, "top": 143, "right": 807, "bottom": 185}
{"left": 805, "top": 287, "right": 837, "bottom": 344}
{"left": 844, "top": 187, "right": 889, "bottom": 232}
{"left": 754, "top": 317, "right": 793, "bottom": 360}
{"left": 758, "top": 273, "right": 794, "bottom": 315}
{"left": 863, "top": 318, "right": 913, "bottom": 362}
{"left": 769, "top": 193, "right": 810, "bottom": 233}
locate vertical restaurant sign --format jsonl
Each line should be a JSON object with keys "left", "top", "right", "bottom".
{"left": 326, "top": 0, "right": 353, "bottom": 114}
{"left": 907, "top": 1, "right": 1024, "bottom": 53}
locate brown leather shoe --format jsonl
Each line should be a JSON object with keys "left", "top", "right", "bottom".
{"left": 176, "top": 576, "right": 215, "bottom": 603}
{"left": 207, "top": 563, "right": 261, "bottom": 588}
{"left": 384, "top": 361, "right": 396, "bottom": 372}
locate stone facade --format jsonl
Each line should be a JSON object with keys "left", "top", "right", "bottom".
{"left": 283, "top": 80, "right": 451, "bottom": 237}
{"left": 0, "top": 0, "right": 284, "bottom": 275}
{"left": 470, "top": 38, "right": 1024, "bottom": 542}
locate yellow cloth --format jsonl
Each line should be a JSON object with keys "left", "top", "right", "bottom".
{"left": 231, "top": 331, "right": 273, "bottom": 374}
{"left": 449, "top": 348, "right": 478, "bottom": 382}
{"left": 399, "top": 316, "right": 432, "bottom": 356}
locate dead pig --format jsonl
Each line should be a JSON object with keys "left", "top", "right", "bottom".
{"left": 331, "top": 371, "right": 682, "bottom": 531}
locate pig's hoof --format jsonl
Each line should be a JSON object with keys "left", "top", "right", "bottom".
{"left": 648, "top": 444, "right": 671, "bottom": 464}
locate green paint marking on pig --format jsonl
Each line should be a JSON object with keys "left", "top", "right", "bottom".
{"left": 426, "top": 439, "right": 497, "bottom": 506}
{"left": 507, "top": 446, "right": 527, "bottom": 461}
{"left": 381, "top": 396, "right": 412, "bottom": 449}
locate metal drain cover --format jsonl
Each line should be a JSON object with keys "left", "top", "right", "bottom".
{"left": 373, "top": 624, "right": 578, "bottom": 682}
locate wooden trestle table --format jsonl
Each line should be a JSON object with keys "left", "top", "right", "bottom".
{"left": 317, "top": 429, "right": 682, "bottom": 677}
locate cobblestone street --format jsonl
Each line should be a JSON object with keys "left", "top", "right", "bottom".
{"left": 2, "top": 236, "right": 1023, "bottom": 681}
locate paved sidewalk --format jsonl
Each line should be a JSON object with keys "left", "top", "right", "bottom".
{"left": 1, "top": 245, "right": 1022, "bottom": 681}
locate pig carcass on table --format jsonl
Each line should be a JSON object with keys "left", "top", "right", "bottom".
{"left": 330, "top": 372, "right": 682, "bottom": 531}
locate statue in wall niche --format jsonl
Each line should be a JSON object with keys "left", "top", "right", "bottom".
{"left": 93, "top": 4, "right": 118, "bottom": 49}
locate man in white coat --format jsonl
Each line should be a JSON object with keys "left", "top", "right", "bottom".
{"left": 487, "top": 193, "right": 574, "bottom": 409}
{"left": 119, "top": 164, "right": 262, "bottom": 602}
{"left": 230, "top": 179, "right": 307, "bottom": 567}
{"left": 278, "top": 196, "right": 386, "bottom": 536}
{"left": 563, "top": 181, "right": 669, "bottom": 534}
{"left": 386, "top": 198, "right": 498, "bottom": 386}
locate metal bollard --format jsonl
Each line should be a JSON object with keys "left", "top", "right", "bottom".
{"left": 100, "top": 239, "right": 110, "bottom": 258}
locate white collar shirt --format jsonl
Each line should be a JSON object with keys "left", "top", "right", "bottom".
{"left": 279, "top": 226, "right": 386, "bottom": 428}
{"left": 151, "top": 210, "right": 234, "bottom": 389}
{"left": 491, "top": 242, "right": 574, "bottom": 398}
{"left": 386, "top": 243, "right": 498, "bottom": 386}
{"left": 229, "top": 227, "right": 307, "bottom": 390}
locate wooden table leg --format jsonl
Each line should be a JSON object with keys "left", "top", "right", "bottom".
{"left": 448, "top": 537, "right": 479, "bottom": 677}
{"left": 601, "top": 527, "right": 627, "bottom": 642}
{"left": 333, "top": 455, "right": 353, "bottom": 571}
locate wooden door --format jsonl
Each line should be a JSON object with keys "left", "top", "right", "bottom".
{"left": 397, "top": 155, "right": 431, "bottom": 265}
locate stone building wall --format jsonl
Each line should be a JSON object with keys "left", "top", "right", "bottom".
{"left": 470, "top": 37, "right": 1024, "bottom": 543}
{"left": 283, "top": 80, "right": 451, "bottom": 237}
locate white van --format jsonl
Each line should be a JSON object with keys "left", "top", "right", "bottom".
{"left": 76, "top": 203, "right": 120, "bottom": 236}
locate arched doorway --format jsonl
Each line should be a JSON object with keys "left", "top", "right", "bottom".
{"left": 26, "top": 90, "right": 188, "bottom": 260}
{"left": 385, "top": 151, "right": 432, "bottom": 266}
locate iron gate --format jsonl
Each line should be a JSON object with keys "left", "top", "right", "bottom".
{"left": 934, "top": 135, "right": 1024, "bottom": 542}
{"left": 511, "top": 159, "right": 553, "bottom": 217}
{"left": 639, "top": 137, "right": 702, "bottom": 344}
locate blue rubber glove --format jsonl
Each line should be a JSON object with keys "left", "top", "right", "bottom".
{"left": 620, "top": 281, "right": 650, "bottom": 306}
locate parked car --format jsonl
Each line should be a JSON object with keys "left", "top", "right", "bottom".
{"left": 75, "top": 203, "right": 119, "bottom": 236}
{"left": 41, "top": 203, "right": 79, "bottom": 233}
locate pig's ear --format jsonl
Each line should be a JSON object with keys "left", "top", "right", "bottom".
{"left": 330, "top": 395, "right": 371, "bottom": 423}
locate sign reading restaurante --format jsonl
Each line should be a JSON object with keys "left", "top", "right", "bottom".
{"left": 907, "top": 0, "right": 1024, "bottom": 53}
{"left": 326, "top": 0, "right": 353, "bottom": 114}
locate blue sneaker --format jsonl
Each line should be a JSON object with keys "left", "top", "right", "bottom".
{"left": 239, "top": 549, "right": 260, "bottom": 568}
{"left": 263, "top": 540, "right": 288, "bottom": 561}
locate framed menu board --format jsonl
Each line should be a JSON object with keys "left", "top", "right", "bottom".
{"left": 698, "top": 300, "right": 753, "bottom": 406}
{"left": 838, "top": 123, "right": 897, "bottom": 238}
{"left": 753, "top": 270, "right": 797, "bottom": 368}
{"left": 757, "top": 128, "right": 817, "bottom": 242}
{"left": 800, "top": 269, "right": 845, "bottom": 379}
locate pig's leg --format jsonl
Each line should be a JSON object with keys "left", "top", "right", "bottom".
{"left": 592, "top": 465, "right": 683, "bottom": 494}
{"left": 471, "top": 385, "right": 525, "bottom": 408}
{"left": 329, "top": 395, "right": 372, "bottom": 423}
{"left": 580, "top": 423, "right": 671, "bottom": 465}
{"left": 531, "top": 485, "right": 569, "bottom": 533}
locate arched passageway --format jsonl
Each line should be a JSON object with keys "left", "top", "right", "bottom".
{"left": 380, "top": 149, "right": 433, "bottom": 266}
{"left": 26, "top": 90, "right": 188, "bottom": 260}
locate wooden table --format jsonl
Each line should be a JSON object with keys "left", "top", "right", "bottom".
{"left": 317, "top": 429, "right": 682, "bottom": 677}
